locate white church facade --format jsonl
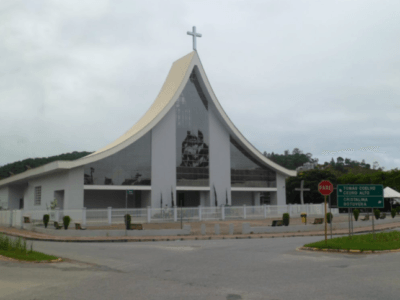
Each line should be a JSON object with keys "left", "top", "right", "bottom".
{"left": 0, "top": 51, "right": 296, "bottom": 211}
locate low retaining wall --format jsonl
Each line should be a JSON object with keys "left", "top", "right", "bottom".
{"left": 26, "top": 225, "right": 191, "bottom": 237}
{"left": 242, "top": 217, "right": 400, "bottom": 234}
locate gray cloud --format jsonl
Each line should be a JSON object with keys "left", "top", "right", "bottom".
{"left": 0, "top": 0, "right": 399, "bottom": 170}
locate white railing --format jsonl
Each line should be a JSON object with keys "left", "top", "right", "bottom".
{"left": 0, "top": 204, "right": 340, "bottom": 228}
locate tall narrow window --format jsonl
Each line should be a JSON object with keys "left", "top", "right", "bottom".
{"left": 176, "top": 68, "right": 209, "bottom": 187}
{"left": 34, "top": 186, "right": 42, "bottom": 206}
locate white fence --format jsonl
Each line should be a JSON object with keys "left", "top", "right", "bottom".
{"left": 0, "top": 204, "right": 338, "bottom": 228}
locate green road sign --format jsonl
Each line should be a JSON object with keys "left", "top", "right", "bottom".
{"left": 127, "top": 190, "right": 134, "bottom": 195}
{"left": 337, "top": 184, "right": 384, "bottom": 208}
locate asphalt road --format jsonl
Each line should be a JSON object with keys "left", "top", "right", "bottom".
{"left": 1, "top": 234, "right": 400, "bottom": 300}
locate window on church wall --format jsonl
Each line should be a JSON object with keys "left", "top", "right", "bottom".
{"left": 83, "top": 132, "right": 152, "bottom": 186}
{"left": 176, "top": 69, "right": 209, "bottom": 187}
{"left": 230, "top": 138, "right": 276, "bottom": 188}
{"left": 34, "top": 186, "right": 41, "bottom": 205}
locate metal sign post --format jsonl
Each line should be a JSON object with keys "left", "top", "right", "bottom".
{"left": 372, "top": 208, "right": 375, "bottom": 240}
{"left": 329, "top": 193, "right": 332, "bottom": 239}
{"left": 318, "top": 180, "right": 334, "bottom": 245}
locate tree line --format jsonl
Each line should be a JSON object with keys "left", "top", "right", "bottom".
{"left": 0, "top": 151, "right": 92, "bottom": 180}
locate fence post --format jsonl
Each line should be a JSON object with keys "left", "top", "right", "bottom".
{"left": 174, "top": 206, "right": 178, "bottom": 222}
{"left": 82, "top": 207, "right": 86, "bottom": 226}
{"left": 243, "top": 205, "right": 246, "bottom": 219}
{"left": 264, "top": 204, "right": 267, "bottom": 219}
{"left": 222, "top": 205, "right": 225, "bottom": 220}
{"left": 198, "top": 205, "right": 202, "bottom": 221}
{"left": 107, "top": 207, "right": 112, "bottom": 224}
{"left": 9, "top": 209, "right": 13, "bottom": 227}
{"left": 147, "top": 206, "right": 151, "bottom": 223}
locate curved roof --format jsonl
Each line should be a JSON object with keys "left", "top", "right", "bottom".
{"left": 0, "top": 51, "right": 296, "bottom": 187}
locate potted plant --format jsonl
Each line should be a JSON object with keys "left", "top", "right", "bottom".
{"left": 124, "top": 214, "right": 131, "bottom": 230}
{"left": 374, "top": 209, "right": 380, "bottom": 220}
{"left": 43, "top": 214, "right": 50, "bottom": 228}
{"left": 391, "top": 209, "right": 396, "bottom": 219}
{"left": 353, "top": 209, "right": 360, "bottom": 221}
{"left": 282, "top": 213, "right": 290, "bottom": 226}
{"left": 326, "top": 212, "right": 333, "bottom": 224}
{"left": 63, "top": 216, "right": 71, "bottom": 230}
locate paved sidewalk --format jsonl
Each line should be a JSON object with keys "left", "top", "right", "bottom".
{"left": 1, "top": 221, "right": 400, "bottom": 243}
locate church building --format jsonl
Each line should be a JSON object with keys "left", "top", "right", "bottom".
{"left": 0, "top": 45, "right": 296, "bottom": 211}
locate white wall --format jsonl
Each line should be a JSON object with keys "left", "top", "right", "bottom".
{"left": 24, "top": 167, "right": 84, "bottom": 210}
{"left": 66, "top": 167, "right": 84, "bottom": 209}
{"left": 0, "top": 187, "right": 9, "bottom": 209}
{"left": 276, "top": 173, "right": 287, "bottom": 206}
{"left": 209, "top": 108, "right": 231, "bottom": 206}
{"left": 231, "top": 191, "right": 253, "bottom": 206}
{"left": 151, "top": 107, "right": 176, "bottom": 208}
{"left": 9, "top": 185, "right": 26, "bottom": 209}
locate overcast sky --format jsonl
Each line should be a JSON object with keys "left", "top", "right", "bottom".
{"left": 1, "top": 0, "right": 399, "bottom": 170}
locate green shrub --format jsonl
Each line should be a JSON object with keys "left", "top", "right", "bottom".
{"left": 396, "top": 206, "right": 400, "bottom": 215}
{"left": 353, "top": 209, "right": 360, "bottom": 221}
{"left": 63, "top": 216, "right": 71, "bottom": 230}
{"left": 124, "top": 214, "right": 131, "bottom": 230}
{"left": 374, "top": 209, "right": 380, "bottom": 220}
{"left": 282, "top": 213, "right": 290, "bottom": 226}
{"left": 43, "top": 214, "right": 50, "bottom": 228}
{"left": 380, "top": 212, "right": 386, "bottom": 219}
{"left": 326, "top": 212, "right": 333, "bottom": 224}
{"left": 391, "top": 209, "right": 396, "bottom": 219}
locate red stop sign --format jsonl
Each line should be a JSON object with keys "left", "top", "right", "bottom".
{"left": 318, "top": 180, "right": 334, "bottom": 196}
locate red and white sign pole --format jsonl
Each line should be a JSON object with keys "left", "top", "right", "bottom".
{"left": 318, "top": 180, "right": 334, "bottom": 244}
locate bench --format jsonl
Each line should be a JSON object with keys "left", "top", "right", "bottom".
{"left": 75, "top": 223, "right": 86, "bottom": 230}
{"left": 54, "top": 221, "right": 62, "bottom": 230}
{"left": 361, "top": 215, "right": 369, "bottom": 221}
{"left": 271, "top": 220, "right": 284, "bottom": 227}
{"left": 23, "top": 216, "right": 31, "bottom": 223}
{"left": 130, "top": 224, "right": 143, "bottom": 230}
{"left": 312, "top": 218, "right": 324, "bottom": 225}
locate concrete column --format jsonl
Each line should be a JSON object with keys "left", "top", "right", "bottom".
{"left": 82, "top": 208, "right": 86, "bottom": 226}
{"left": 199, "top": 206, "right": 202, "bottom": 221}
{"left": 221, "top": 205, "right": 225, "bottom": 220}
{"left": 263, "top": 204, "right": 267, "bottom": 219}
{"left": 253, "top": 192, "right": 261, "bottom": 206}
{"left": 107, "top": 207, "right": 112, "bottom": 224}
{"left": 243, "top": 205, "right": 246, "bottom": 219}
{"left": 174, "top": 206, "right": 177, "bottom": 222}
{"left": 147, "top": 206, "right": 151, "bottom": 223}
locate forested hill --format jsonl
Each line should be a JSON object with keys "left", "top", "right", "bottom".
{"left": 0, "top": 151, "right": 93, "bottom": 180}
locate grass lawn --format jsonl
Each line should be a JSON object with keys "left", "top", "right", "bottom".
{"left": 304, "top": 231, "right": 400, "bottom": 251}
{"left": 0, "top": 249, "right": 59, "bottom": 262}
{"left": 0, "top": 234, "right": 59, "bottom": 262}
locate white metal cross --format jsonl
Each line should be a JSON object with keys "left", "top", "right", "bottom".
{"left": 295, "top": 180, "right": 311, "bottom": 205}
{"left": 187, "top": 26, "right": 202, "bottom": 51}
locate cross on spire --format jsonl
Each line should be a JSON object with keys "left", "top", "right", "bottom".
{"left": 295, "top": 180, "right": 311, "bottom": 205}
{"left": 187, "top": 26, "right": 202, "bottom": 51}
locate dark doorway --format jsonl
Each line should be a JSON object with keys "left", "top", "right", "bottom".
{"left": 19, "top": 198, "right": 24, "bottom": 209}
{"left": 178, "top": 193, "right": 185, "bottom": 207}
{"left": 177, "top": 191, "right": 200, "bottom": 207}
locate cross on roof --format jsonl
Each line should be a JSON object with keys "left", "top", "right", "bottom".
{"left": 187, "top": 26, "right": 202, "bottom": 51}
{"left": 295, "top": 180, "right": 310, "bottom": 205}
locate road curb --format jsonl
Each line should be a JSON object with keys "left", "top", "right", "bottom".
{"left": 298, "top": 246, "right": 400, "bottom": 254}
